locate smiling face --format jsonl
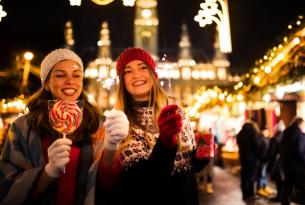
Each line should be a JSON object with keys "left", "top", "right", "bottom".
{"left": 123, "top": 60, "right": 153, "bottom": 101}
{"left": 44, "top": 59, "right": 83, "bottom": 101}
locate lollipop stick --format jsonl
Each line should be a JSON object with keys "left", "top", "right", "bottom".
{"left": 63, "top": 133, "right": 66, "bottom": 173}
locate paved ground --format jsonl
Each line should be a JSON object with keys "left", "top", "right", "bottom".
{"left": 197, "top": 166, "right": 298, "bottom": 205}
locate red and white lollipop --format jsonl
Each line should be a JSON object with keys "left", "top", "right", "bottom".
{"left": 49, "top": 100, "right": 82, "bottom": 138}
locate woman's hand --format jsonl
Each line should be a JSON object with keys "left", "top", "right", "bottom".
{"left": 45, "top": 138, "right": 72, "bottom": 178}
{"left": 103, "top": 109, "right": 129, "bottom": 150}
{"left": 158, "top": 104, "right": 182, "bottom": 148}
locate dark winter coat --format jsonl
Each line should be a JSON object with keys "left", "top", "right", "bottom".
{"left": 280, "top": 125, "right": 305, "bottom": 179}
{"left": 101, "top": 106, "right": 209, "bottom": 205}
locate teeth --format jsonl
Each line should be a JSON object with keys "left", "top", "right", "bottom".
{"left": 133, "top": 81, "right": 145, "bottom": 86}
{"left": 63, "top": 89, "right": 76, "bottom": 95}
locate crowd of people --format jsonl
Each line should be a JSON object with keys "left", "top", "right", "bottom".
{"left": 237, "top": 118, "right": 305, "bottom": 205}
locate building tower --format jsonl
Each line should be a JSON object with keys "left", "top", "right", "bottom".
{"left": 85, "top": 21, "right": 115, "bottom": 111}
{"left": 212, "top": 27, "right": 230, "bottom": 81}
{"left": 177, "top": 23, "right": 196, "bottom": 106}
{"left": 134, "top": 0, "right": 158, "bottom": 58}
{"left": 97, "top": 21, "right": 112, "bottom": 62}
{"left": 178, "top": 23, "right": 195, "bottom": 80}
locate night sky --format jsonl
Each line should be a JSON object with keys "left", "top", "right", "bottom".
{"left": 0, "top": 0, "right": 305, "bottom": 73}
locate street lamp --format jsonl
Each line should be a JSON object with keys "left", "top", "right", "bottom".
{"left": 194, "top": 0, "right": 232, "bottom": 53}
{"left": 21, "top": 51, "right": 34, "bottom": 92}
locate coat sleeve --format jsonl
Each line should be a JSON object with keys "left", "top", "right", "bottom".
{"left": 92, "top": 125, "right": 122, "bottom": 192}
{"left": 0, "top": 116, "right": 46, "bottom": 205}
{"left": 97, "top": 150, "right": 121, "bottom": 191}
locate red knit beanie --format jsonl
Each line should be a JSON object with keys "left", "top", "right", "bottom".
{"left": 116, "top": 47, "right": 158, "bottom": 78}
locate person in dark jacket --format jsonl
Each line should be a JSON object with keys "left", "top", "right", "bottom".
{"left": 266, "top": 120, "right": 285, "bottom": 202}
{"left": 280, "top": 117, "right": 305, "bottom": 205}
{"left": 102, "top": 47, "right": 210, "bottom": 205}
{"left": 236, "top": 121, "right": 261, "bottom": 202}
{"left": 256, "top": 126, "right": 274, "bottom": 197}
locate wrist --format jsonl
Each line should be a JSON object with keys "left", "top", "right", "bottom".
{"left": 45, "top": 163, "right": 60, "bottom": 178}
{"left": 104, "top": 141, "right": 119, "bottom": 151}
{"left": 159, "top": 134, "right": 177, "bottom": 149}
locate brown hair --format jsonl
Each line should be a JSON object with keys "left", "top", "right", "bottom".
{"left": 27, "top": 88, "right": 100, "bottom": 142}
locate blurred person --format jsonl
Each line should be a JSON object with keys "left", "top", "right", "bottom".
{"left": 0, "top": 48, "right": 129, "bottom": 205}
{"left": 280, "top": 117, "right": 305, "bottom": 205}
{"left": 256, "top": 125, "right": 274, "bottom": 197}
{"left": 266, "top": 120, "right": 285, "bottom": 202}
{"left": 102, "top": 47, "right": 211, "bottom": 205}
{"left": 236, "top": 121, "right": 261, "bottom": 202}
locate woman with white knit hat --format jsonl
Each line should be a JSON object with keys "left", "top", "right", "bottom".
{"left": 0, "top": 48, "right": 129, "bottom": 205}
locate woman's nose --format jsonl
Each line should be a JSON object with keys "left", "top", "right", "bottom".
{"left": 65, "top": 75, "right": 74, "bottom": 84}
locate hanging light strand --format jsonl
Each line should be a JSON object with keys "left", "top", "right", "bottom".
{"left": 0, "top": 0, "right": 7, "bottom": 22}
{"left": 194, "top": 0, "right": 232, "bottom": 53}
{"left": 69, "top": 0, "right": 134, "bottom": 6}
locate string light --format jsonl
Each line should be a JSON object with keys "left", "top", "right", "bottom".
{"left": 194, "top": 0, "right": 232, "bottom": 53}
{"left": 0, "top": 1, "right": 7, "bottom": 22}
{"left": 190, "top": 16, "right": 305, "bottom": 112}
{"left": 68, "top": 0, "right": 134, "bottom": 6}
{"left": 69, "top": 0, "right": 82, "bottom": 6}
{"left": 122, "top": 0, "right": 136, "bottom": 7}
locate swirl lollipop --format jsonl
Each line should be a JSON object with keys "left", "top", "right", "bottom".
{"left": 49, "top": 100, "right": 83, "bottom": 138}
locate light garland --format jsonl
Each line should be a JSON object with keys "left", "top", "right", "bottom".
{"left": 91, "top": 0, "right": 115, "bottom": 5}
{"left": 0, "top": 1, "right": 7, "bottom": 22}
{"left": 194, "top": 0, "right": 232, "bottom": 53}
{"left": 68, "top": 0, "right": 134, "bottom": 6}
{"left": 190, "top": 16, "right": 305, "bottom": 113}
{"left": 0, "top": 95, "right": 28, "bottom": 114}
{"left": 122, "top": 0, "right": 136, "bottom": 7}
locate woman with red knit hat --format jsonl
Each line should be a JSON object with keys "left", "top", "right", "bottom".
{"left": 101, "top": 47, "right": 210, "bottom": 205}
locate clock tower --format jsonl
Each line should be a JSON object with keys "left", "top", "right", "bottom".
{"left": 134, "top": 0, "right": 158, "bottom": 58}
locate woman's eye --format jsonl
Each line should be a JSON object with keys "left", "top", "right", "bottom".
{"left": 124, "top": 70, "right": 131, "bottom": 74}
{"left": 55, "top": 75, "right": 65, "bottom": 78}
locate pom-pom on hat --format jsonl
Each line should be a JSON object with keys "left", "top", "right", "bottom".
{"left": 40, "top": 48, "right": 83, "bottom": 85}
{"left": 116, "top": 47, "right": 158, "bottom": 78}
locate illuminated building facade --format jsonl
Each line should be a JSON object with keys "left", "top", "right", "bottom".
{"left": 66, "top": 0, "right": 240, "bottom": 110}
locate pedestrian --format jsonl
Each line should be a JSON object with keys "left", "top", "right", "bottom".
{"left": 280, "top": 117, "right": 305, "bottom": 205}
{"left": 236, "top": 121, "right": 261, "bottom": 202}
{"left": 0, "top": 48, "right": 129, "bottom": 205}
{"left": 256, "top": 125, "right": 274, "bottom": 197}
{"left": 102, "top": 47, "right": 211, "bottom": 205}
{"left": 266, "top": 120, "right": 285, "bottom": 202}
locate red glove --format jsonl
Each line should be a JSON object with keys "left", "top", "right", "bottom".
{"left": 158, "top": 104, "right": 182, "bottom": 148}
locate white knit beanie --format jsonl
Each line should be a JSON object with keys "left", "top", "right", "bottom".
{"left": 40, "top": 48, "right": 84, "bottom": 85}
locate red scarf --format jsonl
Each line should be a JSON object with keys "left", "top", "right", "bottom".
{"left": 42, "top": 136, "right": 80, "bottom": 205}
